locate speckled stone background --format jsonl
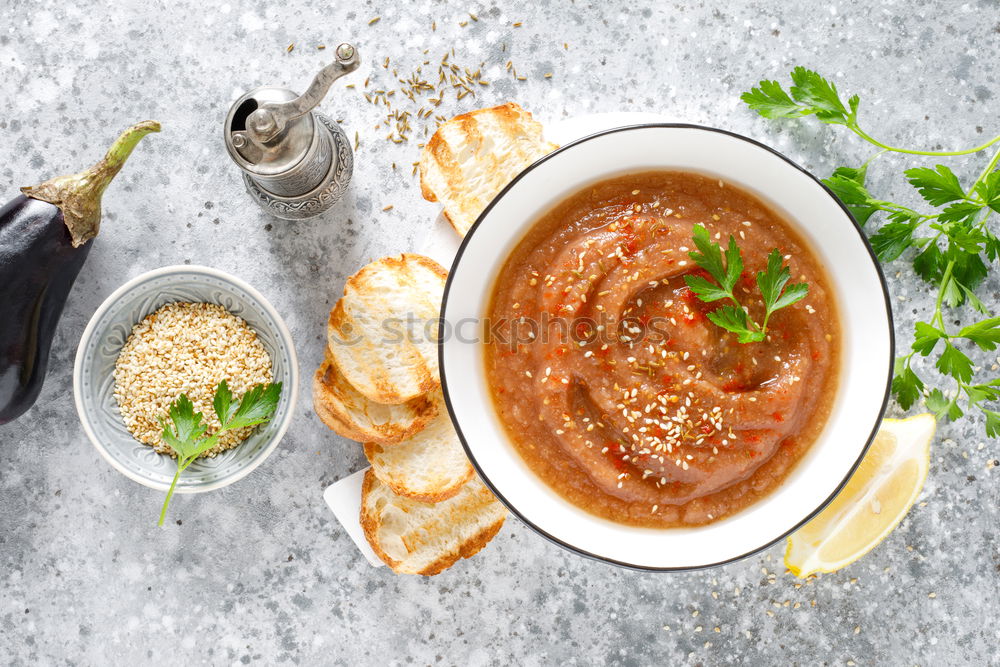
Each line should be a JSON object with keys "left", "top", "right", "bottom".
{"left": 1, "top": 0, "right": 998, "bottom": 664}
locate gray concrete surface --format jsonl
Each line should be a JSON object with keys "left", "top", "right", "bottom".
{"left": 1, "top": 0, "right": 998, "bottom": 664}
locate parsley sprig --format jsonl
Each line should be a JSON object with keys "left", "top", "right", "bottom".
{"left": 157, "top": 380, "right": 282, "bottom": 526}
{"left": 743, "top": 67, "right": 1000, "bottom": 436}
{"left": 684, "top": 224, "right": 809, "bottom": 343}
{"left": 743, "top": 66, "right": 1000, "bottom": 157}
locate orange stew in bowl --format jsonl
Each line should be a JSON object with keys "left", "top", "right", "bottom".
{"left": 484, "top": 171, "right": 840, "bottom": 527}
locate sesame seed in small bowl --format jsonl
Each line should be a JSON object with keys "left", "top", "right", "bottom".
{"left": 73, "top": 265, "right": 298, "bottom": 501}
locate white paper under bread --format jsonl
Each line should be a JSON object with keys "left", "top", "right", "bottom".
{"left": 323, "top": 111, "right": 674, "bottom": 567}
{"left": 322, "top": 468, "right": 385, "bottom": 567}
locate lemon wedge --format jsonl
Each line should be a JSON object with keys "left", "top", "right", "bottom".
{"left": 785, "top": 414, "right": 936, "bottom": 577}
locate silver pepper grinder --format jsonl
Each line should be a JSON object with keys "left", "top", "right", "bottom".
{"left": 224, "top": 43, "right": 360, "bottom": 220}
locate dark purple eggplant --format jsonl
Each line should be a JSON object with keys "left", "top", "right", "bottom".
{"left": 0, "top": 121, "right": 160, "bottom": 425}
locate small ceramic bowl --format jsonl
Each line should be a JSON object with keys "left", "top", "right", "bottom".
{"left": 73, "top": 265, "right": 299, "bottom": 493}
{"left": 440, "top": 124, "right": 894, "bottom": 571}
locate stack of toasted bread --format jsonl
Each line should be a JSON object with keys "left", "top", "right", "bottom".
{"left": 315, "top": 103, "right": 557, "bottom": 575}
{"left": 314, "top": 254, "right": 506, "bottom": 575}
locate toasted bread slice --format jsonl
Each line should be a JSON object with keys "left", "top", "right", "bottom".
{"left": 313, "top": 354, "right": 440, "bottom": 445}
{"left": 327, "top": 254, "right": 447, "bottom": 404}
{"left": 419, "top": 103, "right": 558, "bottom": 236}
{"left": 363, "top": 412, "right": 473, "bottom": 502}
{"left": 360, "top": 469, "right": 507, "bottom": 575}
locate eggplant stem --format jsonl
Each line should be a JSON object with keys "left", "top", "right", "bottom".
{"left": 21, "top": 120, "right": 160, "bottom": 248}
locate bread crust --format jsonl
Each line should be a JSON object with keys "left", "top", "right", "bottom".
{"left": 362, "top": 441, "right": 473, "bottom": 502}
{"left": 361, "top": 411, "right": 474, "bottom": 502}
{"left": 360, "top": 470, "right": 507, "bottom": 575}
{"left": 419, "top": 103, "right": 558, "bottom": 236}
{"left": 326, "top": 254, "right": 447, "bottom": 404}
{"left": 416, "top": 515, "right": 505, "bottom": 577}
{"left": 313, "top": 355, "right": 439, "bottom": 445}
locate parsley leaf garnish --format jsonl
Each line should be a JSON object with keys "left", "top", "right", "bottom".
{"left": 974, "top": 171, "right": 1000, "bottom": 213}
{"left": 741, "top": 79, "right": 811, "bottom": 119}
{"left": 891, "top": 359, "right": 924, "bottom": 411}
{"left": 687, "top": 223, "right": 743, "bottom": 294}
{"left": 684, "top": 224, "right": 808, "bottom": 343}
{"left": 935, "top": 343, "right": 974, "bottom": 384}
{"left": 223, "top": 383, "right": 283, "bottom": 430}
{"left": 788, "top": 66, "right": 856, "bottom": 124}
{"left": 869, "top": 216, "right": 923, "bottom": 262}
{"left": 757, "top": 248, "right": 809, "bottom": 317}
{"left": 157, "top": 380, "right": 282, "bottom": 526}
{"left": 984, "top": 410, "right": 1000, "bottom": 438}
{"left": 958, "top": 316, "right": 1000, "bottom": 351}
{"left": 905, "top": 165, "right": 968, "bottom": 206}
{"left": 743, "top": 67, "right": 856, "bottom": 125}
{"left": 706, "top": 305, "right": 759, "bottom": 345}
{"left": 743, "top": 67, "right": 1000, "bottom": 435}
{"left": 822, "top": 165, "right": 879, "bottom": 226}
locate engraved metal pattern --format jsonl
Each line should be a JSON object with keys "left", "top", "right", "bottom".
{"left": 243, "top": 114, "right": 353, "bottom": 220}
{"left": 76, "top": 270, "right": 296, "bottom": 492}
{"left": 252, "top": 120, "right": 333, "bottom": 197}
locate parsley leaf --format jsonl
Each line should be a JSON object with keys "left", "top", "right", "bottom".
{"left": 955, "top": 226, "right": 987, "bottom": 255}
{"left": 158, "top": 394, "right": 207, "bottom": 459}
{"left": 891, "top": 360, "right": 924, "bottom": 411}
{"left": 911, "top": 322, "right": 945, "bottom": 356}
{"left": 788, "top": 66, "right": 851, "bottom": 124}
{"left": 158, "top": 418, "right": 192, "bottom": 460}
{"left": 905, "top": 165, "right": 967, "bottom": 206}
{"left": 912, "top": 242, "right": 945, "bottom": 283}
{"left": 213, "top": 379, "right": 236, "bottom": 426}
{"left": 756, "top": 249, "right": 791, "bottom": 307}
{"left": 965, "top": 381, "right": 1000, "bottom": 409}
{"left": 742, "top": 68, "right": 856, "bottom": 126}
{"left": 984, "top": 230, "right": 1000, "bottom": 261}
{"left": 758, "top": 249, "right": 809, "bottom": 316}
{"left": 707, "top": 305, "right": 763, "bottom": 344}
{"left": 926, "top": 388, "right": 964, "bottom": 421}
{"left": 723, "top": 236, "right": 744, "bottom": 290}
{"left": 958, "top": 316, "right": 1000, "bottom": 351}
{"left": 936, "top": 342, "right": 974, "bottom": 384}
{"left": 949, "top": 249, "right": 989, "bottom": 303}
{"left": 936, "top": 200, "right": 983, "bottom": 224}
{"left": 771, "top": 282, "right": 809, "bottom": 313}
{"left": 869, "top": 217, "right": 922, "bottom": 262}
{"left": 974, "top": 170, "right": 1000, "bottom": 213}
{"left": 685, "top": 227, "right": 808, "bottom": 343}
{"left": 689, "top": 224, "right": 742, "bottom": 290}
{"left": 156, "top": 381, "right": 282, "bottom": 526}
{"left": 685, "top": 275, "right": 733, "bottom": 303}
{"left": 822, "top": 165, "right": 878, "bottom": 226}
{"left": 740, "top": 79, "right": 810, "bottom": 119}
{"left": 959, "top": 284, "right": 990, "bottom": 315}
{"left": 985, "top": 409, "right": 1000, "bottom": 438}
{"left": 924, "top": 388, "right": 947, "bottom": 416}
{"left": 224, "top": 382, "right": 283, "bottom": 430}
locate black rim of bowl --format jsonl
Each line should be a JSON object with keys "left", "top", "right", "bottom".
{"left": 438, "top": 122, "right": 895, "bottom": 572}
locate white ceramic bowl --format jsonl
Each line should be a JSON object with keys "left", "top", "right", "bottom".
{"left": 440, "top": 124, "right": 893, "bottom": 570}
{"left": 73, "top": 265, "right": 299, "bottom": 493}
